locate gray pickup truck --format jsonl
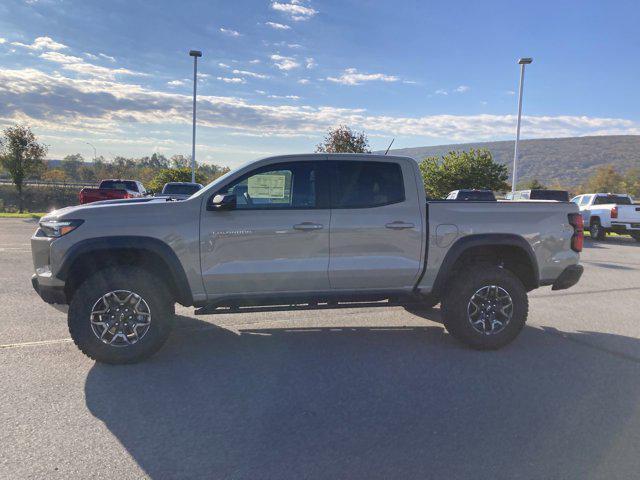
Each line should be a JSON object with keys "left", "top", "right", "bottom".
{"left": 31, "top": 154, "right": 584, "bottom": 364}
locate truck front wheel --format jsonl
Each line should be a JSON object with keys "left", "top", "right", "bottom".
{"left": 441, "top": 265, "right": 528, "bottom": 350}
{"left": 68, "top": 266, "right": 175, "bottom": 364}
{"left": 589, "top": 219, "right": 606, "bottom": 240}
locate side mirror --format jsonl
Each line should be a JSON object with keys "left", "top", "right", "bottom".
{"left": 207, "top": 193, "right": 236, "bottom": 211}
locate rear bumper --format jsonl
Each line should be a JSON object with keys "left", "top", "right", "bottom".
{"left": 551, "top": 264, "right": 584, "bottom": 291}
{"left": 31, "top": 274, "right": 67, "bottom": 304}
{"left": 610, "top": 222, "right": 640, "bottom": 233}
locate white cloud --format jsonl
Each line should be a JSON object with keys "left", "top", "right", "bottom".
{"left": 232, "top": 69, "right": 269, "bottom": 79}
{"left": 506, "top": 90, "right": 516, "bottom": 95}
{"left": 39, "top": 51, "right": 145, "bottom": 80}
{"left": 84, "top": 52, "right": 98, "bottom": 60}
{"left": 454, "top": 85, "right": 470, "bottom": 93}
{"left": 435, "top": 89, "right": 448, "bottom": 95}
{"left": 266, "top": 21, "right": 291, "bottom": 30}
{"left": 288, "top": 43, "right": 303, "bottom": 49}
{"left": 270, "top": 54, "right": 300, "bottom": 71}
{"left": 99, "top": 53, "right": 116, "bottom": 62}
{"left": 2, "top": 67, "right": 639, "bottom": 145}
{"left": 167, "top": 79, "right": 187, "bottom": 87}
{"left": 268, "top": 94, "right": 300, "bottom": 100}
{"left": 218, "top": 62, "right": 231, "bottom": 69}
{"left": 297, "top": 78, "right": 310, "bottom": 84}
{"left": 219, "top": 27, "right": 241, "bottom": 37}
{"left": 0, "top": 38, "right": 6, "bottom": 44}
{"left": 249, "top": 59, "right": 261, "bottom": 64}
{"left": 305, "top": 57, "right": 316, "bottom": 69}
{"left": 327, "top": 68, "right": 399, "bottom": 86}
{"left": 216, "top": 76, "right": 246, "bottom": 84}
{"left": 11, "top": 36, "right": 68, "bottom": 51}
{"left": 271, "top": 1, "right": 318, "bottom": 21}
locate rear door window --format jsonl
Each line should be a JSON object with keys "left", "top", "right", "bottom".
{"left": 330, "top": 161, "right": 404, "bottom": 208}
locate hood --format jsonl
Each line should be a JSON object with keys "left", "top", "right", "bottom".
{"left": 42, "top": 196, "right": 178, "bottom": 221}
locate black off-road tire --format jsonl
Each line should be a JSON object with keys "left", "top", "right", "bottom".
{"left": 631, "top": 232, "right": 640, "bottom": 242}
{"left": 441, "top": 265, "right": 528, "bottom": 350}
{"left": 68, "top": 266, "right": 175, "bottom": 364}
{"left": 589, "top": 219, "right": 606, "bottom": 241}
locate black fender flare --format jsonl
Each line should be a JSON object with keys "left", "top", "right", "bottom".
{"left": 431, "top": 233, "right": 539, "bottom": 296}
{"left": 57, "top": 236, "right": 193, "bottom": 306}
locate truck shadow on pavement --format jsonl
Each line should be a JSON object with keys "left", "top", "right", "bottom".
{"left": 85, "top": 314, "right": 640, "bottom": 480}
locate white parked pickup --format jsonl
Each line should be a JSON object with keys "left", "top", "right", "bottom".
{"left": 571, "top": 193, "right": 640, "bottom": 241}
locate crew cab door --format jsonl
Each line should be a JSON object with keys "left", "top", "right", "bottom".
{"left": 199, "top": 159, "right": 331, "bottom": 296}
{"left": 328, "top": 159, "right": 423, "bottom": 290}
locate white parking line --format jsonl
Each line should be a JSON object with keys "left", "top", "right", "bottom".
{"left": 0, "top": 338, "right": 73, "bottom": 349}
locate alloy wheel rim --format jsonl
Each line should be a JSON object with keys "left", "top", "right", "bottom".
{"left": 89, "top": 290, "right": 151, "bottom": 347}
{"left": 467, "top": 285, "right": 513, "bottom": 335}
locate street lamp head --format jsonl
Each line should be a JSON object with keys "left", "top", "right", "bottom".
{"left": 518, "top": 57, "right": 533, "bottom": 65}
{"left": 189, "top": 50, "right": 203, "bottom": 57}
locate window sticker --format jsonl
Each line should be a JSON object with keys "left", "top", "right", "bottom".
{"left": 248, "top": 173, "right": 287, "bottom": 199}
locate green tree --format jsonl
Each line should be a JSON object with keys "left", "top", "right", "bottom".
{"left": 148, "top": 167, "right": 207, "bottom": 192}
{"left": 581, "top": 164, "right": 625, "bottom": 193}
{"left": 0, "top": 125, "right": 48, "bottom": 212}
{"left": 315, "top": 125, "right": 371, "bottom": 153}
{"left": 61, "top": 153, "right": 84, "bottom": 180}
{"left": 419, "top": 149, "right": 509, "bottom": 198}
{"left": 517, "top": 178, "right": 547, "bottom": 190}
{"left": 170, "top": 154, "right": 190, "bottom": 169}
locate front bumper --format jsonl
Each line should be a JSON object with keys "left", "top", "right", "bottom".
{"left": 551, "top": 264, "right": 584, "bottom": 291}
{"left": 31, "top": 274, "right": 67, "bottom": 304}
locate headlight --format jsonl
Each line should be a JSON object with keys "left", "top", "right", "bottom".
{"left": 39, "top": 219, "right": 84, "bottom": 238}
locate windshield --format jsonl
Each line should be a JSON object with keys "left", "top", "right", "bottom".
{"left": 100, "top": 180, "right": 138, "bottom": 191}
{"left": 593, "top": 195, "right": 632, "bottom": 205}
{"left": 162, "top": 184, "right": 202, "bottom": 195}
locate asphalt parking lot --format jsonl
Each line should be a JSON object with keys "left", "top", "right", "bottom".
{"left": 1, "top": 218, "right": 640, "bottom": 479}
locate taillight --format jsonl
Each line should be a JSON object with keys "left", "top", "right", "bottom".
{"left": 611, "top": 206, "right": 618, "bottom": 219}
{"left": 568, "top": 213, "right": 583, "bottom": 252}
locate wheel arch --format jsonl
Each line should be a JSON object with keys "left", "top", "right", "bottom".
{"left": 58, "top": 236, "right": 193, "bottom": 306}
{"left": 431, "top": 234, "right": 539, "bottom": 295}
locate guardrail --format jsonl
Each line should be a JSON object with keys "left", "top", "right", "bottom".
{"left": 0, "top": 179, "right": 98, "bottom": 188}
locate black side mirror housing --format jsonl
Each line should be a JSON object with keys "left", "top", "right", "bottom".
{"left": 207, "top": 193, "right": 236, "bottom": 211}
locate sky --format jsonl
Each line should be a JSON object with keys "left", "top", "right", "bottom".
{"left": 1, "top": 0, "right": 639, "bottom": 168}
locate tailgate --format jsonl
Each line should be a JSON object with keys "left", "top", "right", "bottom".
{"left": 80, "top": 188, "right": 128, "bottom": 203}
{"left": 616, "top": 205, "right": 640, "bottom": 224}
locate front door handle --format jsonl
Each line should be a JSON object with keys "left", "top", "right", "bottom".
{"left": 293, "top": 222, "right": 324, "bottom": 231}
{"left": 385, "top": 221, "right": 415, "bottom": 230}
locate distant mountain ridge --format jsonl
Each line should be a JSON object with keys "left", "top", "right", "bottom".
{"left": 382, "top": 135, "right": 640, "bottom": 187}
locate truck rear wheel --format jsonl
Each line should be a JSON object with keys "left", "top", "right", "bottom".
{"left": 441, "top": 265, "right": 528, "bottom": 350}
{"left": 631, "top": 232, "right": 640, "bottom": 242}
{"left": 68, "top": 266, "right": 175, "bottom": 364}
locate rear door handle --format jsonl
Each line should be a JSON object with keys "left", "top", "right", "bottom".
{"left": 293, "top": 222, "right": 324, "bottom": 231}
{"left": 385, "top": 221, "right": 415, "bottom": 230}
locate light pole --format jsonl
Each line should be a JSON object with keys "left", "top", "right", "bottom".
{"left": 512, "top": 57, "right": 532, "bottom": 193}
{"left": 83, "top": 141, "right": 97, "bottom": 161}
{"left": 189, "top": 50, "right": 202, "bottom": 183}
